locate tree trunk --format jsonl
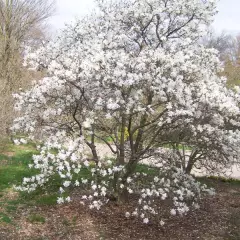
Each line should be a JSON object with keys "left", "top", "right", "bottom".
{"left": 185, "top": 161, "right": 194, "bottom": 174}
{"left": 185, "top": 157, "right": 196, "bottom": 174}
{"left": 185, "top": 149, "right": 199, "bottom": 174}
{"left": 118, "top": 114, "right": 126, "bottom": 165}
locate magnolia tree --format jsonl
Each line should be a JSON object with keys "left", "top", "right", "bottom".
{"left": 12, "top": 0, "right": 240, "bottom": 224}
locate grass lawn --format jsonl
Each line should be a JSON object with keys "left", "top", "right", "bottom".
{"left": 0, "top": 141, "right": 239, "bottom": 239}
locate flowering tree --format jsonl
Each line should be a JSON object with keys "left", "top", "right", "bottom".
{"left": 12, "top": 0, "right": 240, "bottom": 224}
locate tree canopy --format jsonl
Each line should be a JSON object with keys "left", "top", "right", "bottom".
{"left": 12, "top": 0, "right": 240, "bottom": 224}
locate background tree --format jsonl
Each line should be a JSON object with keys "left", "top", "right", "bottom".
{"left": 0, "top": 0, "right": 55, "bottom": 138}
{"left": 202, "top": 29, "right": 240, "bottom": 86}
{"left": 202, "top": 29, "right": 236, "bottom": 60}
{"left": 223, "top": 35, "right": 240, "bottom": 86}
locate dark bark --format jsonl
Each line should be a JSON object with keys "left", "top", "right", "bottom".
{"left": 185, "top": 150, "right": 198, "bottom": 174}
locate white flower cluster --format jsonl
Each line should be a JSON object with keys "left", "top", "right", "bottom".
{"left": 15, "top": 134, "right": 85, "bottom": 195}
{"left": 13, "top": 138, "right": 28, "bottom": 145}
{"left": 78, "top": 162, "right": 125, "bottom": 210}
{"left": 125, "top": 167, "right": 214, "bottom": 224}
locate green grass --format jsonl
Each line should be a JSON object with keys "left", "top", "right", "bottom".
{"left": 35, "top": 194, "right": 58, "bottom": 206}
{"left": 0, "top": 142, "right": 46, "bottom": 223}
{"left": 5, "top": 205, "right": 17, "bottom": 213}
{"left": 0, "top": 212, "right": 12, "bottom": 224}
{"left": 0, "top": 165, "right": 36, "bottom": 191}
{"left": 27, "top": 214, "right": 46, "bottom": 224}
{"left": 0, "top": 150, "right": 39, "bottom": 193}
{"left": 135, "top": 163, "right": 158, "bottom": 176}
{"left": 196, "top": 176, "right": 240, "bottom": 187}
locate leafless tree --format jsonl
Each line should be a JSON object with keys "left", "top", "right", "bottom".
{"left": 202, "top": 29, "right": 237, "bottom": 61}
{"left": 0, "top": 0, "right": 55, "bottom": 138}
{"left": 202, "top": 29, "right": 240, "bottom": 87}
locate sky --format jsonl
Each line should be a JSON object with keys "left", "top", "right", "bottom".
{"left": 49, "top": 0, "right": 240, "bottom": 34}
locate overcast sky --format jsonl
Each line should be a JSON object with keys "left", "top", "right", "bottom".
{"left": 49, "top": 0, "right": 240, "bottom": 34}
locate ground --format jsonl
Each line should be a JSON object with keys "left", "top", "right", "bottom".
{"left": 0, "top": 141, "right": 239, "bottom": 240}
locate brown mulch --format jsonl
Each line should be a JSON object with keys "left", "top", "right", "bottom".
{"left": 0, "top": 180, "right": 239, "bottom": 240}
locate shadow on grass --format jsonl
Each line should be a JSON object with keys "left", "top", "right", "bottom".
{"left": 196, "top": 176, "right": 240, "bottom": 188}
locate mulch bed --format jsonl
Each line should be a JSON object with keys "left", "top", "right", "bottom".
{"left": 0, "top": 179, "right": 239, "bottom": 240}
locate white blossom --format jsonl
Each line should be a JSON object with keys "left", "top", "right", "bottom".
{"left": 125, "top": 212, "right": 130, "bottom": 218}
{"left": 160, "top": 220, "right": 165, "bottom": 226}
{"left": 57, "top": 197, "right": 64, "bottom": 204}
{"left": 143, "top": 218, "right": 149, "bottom": 224}
{"left": 170, "top": 209, "right": 176, "bottom": 216}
